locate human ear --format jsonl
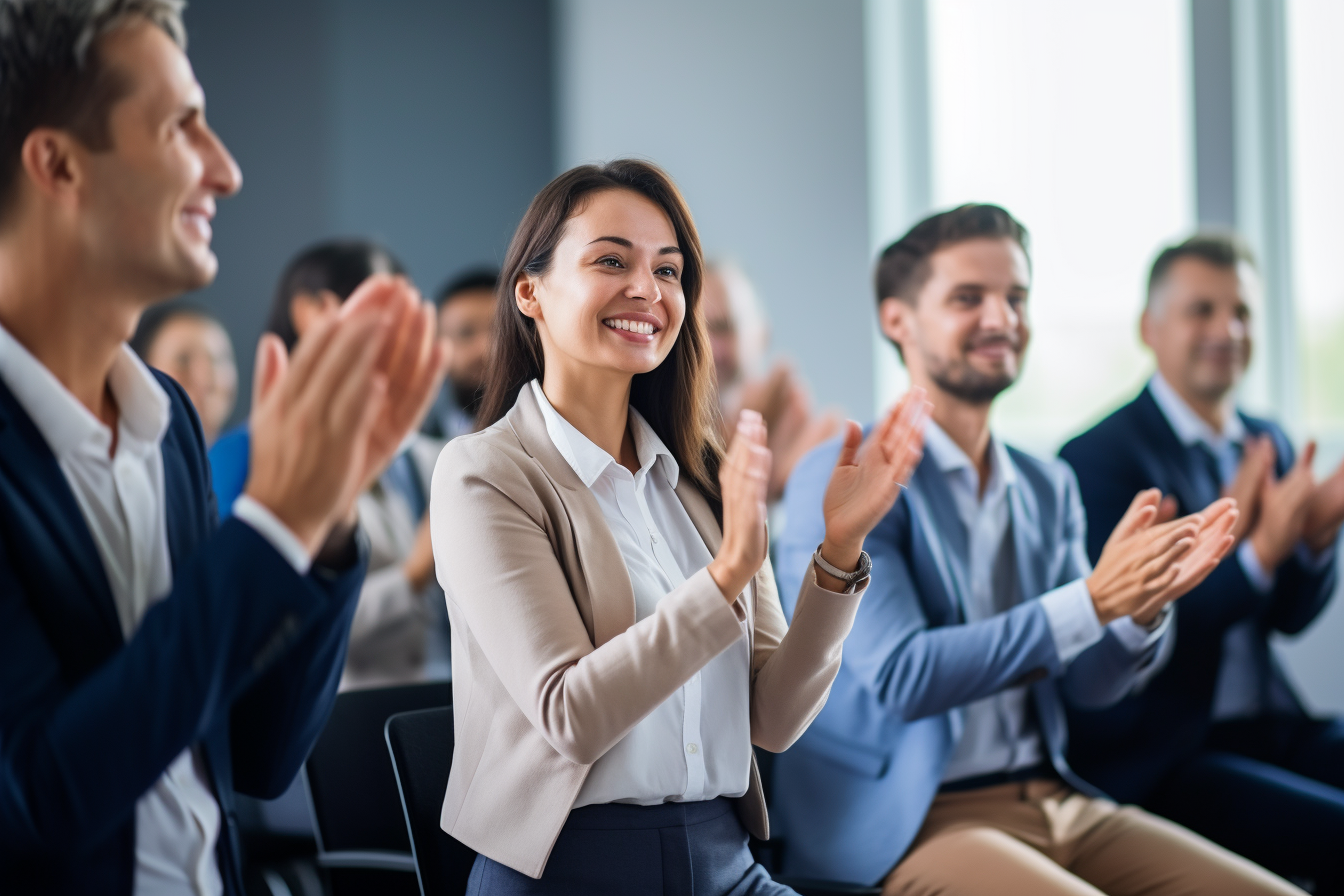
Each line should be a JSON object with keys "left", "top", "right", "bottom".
{"left": 515, "top": 274, "right": 543, "bottom": 322}
{"left": 1139, "top": 307, "right": 1156, "bottom": 351}
{"left": 879, "top": 296, "right": 911, "bottom": 354}
{"left": 20, "top": 129, "right": 82, "bottom": 208}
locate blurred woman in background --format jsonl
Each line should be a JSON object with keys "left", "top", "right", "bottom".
{"left": 131, "top": 303, "right": 237, "bottom": 445}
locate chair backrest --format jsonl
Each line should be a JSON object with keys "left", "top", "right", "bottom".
{"left": 385, "top": 707, "right": 477, "bottom": 896}
{"left": 304, "top": 681, "right": 452, "bottom": 856}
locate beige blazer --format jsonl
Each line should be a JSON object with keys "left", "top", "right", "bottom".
{"left": 428, "top": 385, "right": 864, "bottom": 878}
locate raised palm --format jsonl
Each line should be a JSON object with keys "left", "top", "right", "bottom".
{"left": 343, "top": 274, "right": 446, "bottom": 489}
{"left": 821, "top": 389, "right": 930, "bottom": 553}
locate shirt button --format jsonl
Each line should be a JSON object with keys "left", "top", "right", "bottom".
{"left": 686, "top": 743, "right": 699, "bottom": 755}
{"left": 650, "top": 532, "right": 660, "bottom": 544}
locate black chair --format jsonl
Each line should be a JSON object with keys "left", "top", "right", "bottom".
{"left": 302, "top": 681, "right": 451, "bottom": 895}
{"left": 385, "top": 707, "right": 477, "bottom": 896}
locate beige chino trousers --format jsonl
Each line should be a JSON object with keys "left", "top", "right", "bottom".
{"left": 882, "top": 779, "right": 1304, "bottom": 896}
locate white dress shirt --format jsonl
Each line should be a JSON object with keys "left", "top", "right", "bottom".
{"left": 528, "top": 381, "right": 753, "bottom": 807}
{"left": 1147, "top": 373, "right": 1333, "bottom": 720}
{"left": 922, "top": 421, "right": 1165, "bottom": 783}
{"left": 0, "top": 323, "right": 308, "bottom": 896}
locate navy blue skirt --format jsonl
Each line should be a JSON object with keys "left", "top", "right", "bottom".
{"left": 467, "top": 797, "right": 797, "bottom": 895}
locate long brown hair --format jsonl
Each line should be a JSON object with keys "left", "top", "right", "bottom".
{"left": 478, "top": 159, "right": 724, "bottom": 512}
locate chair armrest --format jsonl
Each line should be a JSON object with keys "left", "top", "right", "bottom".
{"left": 315, "top": 849, "right": 417, "bottom": 872}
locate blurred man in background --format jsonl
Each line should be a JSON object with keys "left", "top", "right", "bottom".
{"left": 702, "top": 259, "right": 839, "bottom": 503}
{"left": 422, "top": 267, "right": 497, "bottom": 441}
{"left": 1062, "top": 234, "right": 1344, "bottom": 893}
{"left": 131, "top": 302, "right": 237, "bottom": 445}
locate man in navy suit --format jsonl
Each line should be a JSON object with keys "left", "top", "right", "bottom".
{"left": 1061, "top": 234, "right": 1344, "bottom": 892}
{"left": 772, "top": 205, "right": 1299, "bottom": 894}
{"left": 0, "top": 3, "right": 443, "bottom": 894}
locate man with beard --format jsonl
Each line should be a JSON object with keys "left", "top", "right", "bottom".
{"left": 422, "top": 268, "right": 498, "bottom": 441}
{"left": 770, "top": 205, "right": 1299, "bottom": 894}
{"left": 1061, "top": 235, "right": 1344, "bottom": 892}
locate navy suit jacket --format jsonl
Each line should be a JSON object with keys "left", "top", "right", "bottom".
{"left": 1059, "top": 387, "right": 1336, "bottom": 803}
{"left": 0, "top": 371, "right": 367, "bottom": 895}
{"left": 769, "top": 432, "right": 1161, "bottom": 885}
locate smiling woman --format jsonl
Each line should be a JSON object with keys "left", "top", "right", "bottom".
{"left": 429, "top": 159, "right": 930, "bottom": 893}
{"left": 477, "top": 159, "right": 720, "bottom": 503}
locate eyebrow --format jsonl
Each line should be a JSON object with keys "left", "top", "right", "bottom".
{"left": 949, "top": 282, "right": 1029, "bottom": 291}
{"left": 587, "top": 236, "right": 683, "bottom": 256}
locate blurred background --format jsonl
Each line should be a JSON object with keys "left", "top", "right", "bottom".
{"left": 181, "top": 0, "right": 1343, "bottom": 711}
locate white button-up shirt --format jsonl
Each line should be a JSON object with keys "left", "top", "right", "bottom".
{"left": 528, "top": 381, "right": 752, "bottom": 807}
{"left": 922, "top": 421, "right": 1164, "bottom": 783}
{"left": 0, "top": 323, "right": 308, "bottom": 895}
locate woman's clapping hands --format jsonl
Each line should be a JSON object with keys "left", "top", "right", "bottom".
{"left": 707, "top": 389, "right": 931, "bottom": 600}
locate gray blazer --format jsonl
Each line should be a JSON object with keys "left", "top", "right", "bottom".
{"left": 428, "top": 385, "right": 864, "bottom": 878}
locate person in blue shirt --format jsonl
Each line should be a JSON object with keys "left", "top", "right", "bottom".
{"left": 1061, "top": 234, "right": 1344, "bottom": 893}
{"left": 772, "top": 205, "right": 1299, "bottom": 895}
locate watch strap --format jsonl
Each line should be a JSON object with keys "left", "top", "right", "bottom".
{"left": 812, "top": 544, "right": 872, "bottom": 593}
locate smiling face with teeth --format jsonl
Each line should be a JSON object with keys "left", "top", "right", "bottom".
{"left": 516, "top": 187, "right": 685, "bottom": 385}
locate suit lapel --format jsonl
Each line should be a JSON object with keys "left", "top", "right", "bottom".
{"left": 1007, "top": 456, "right": 1045, "bottom": 604}
{"left": 0, "top": 379, "right": 122, "bottom": 658}
{"left": 905, "top": 457, "right": 970, "bottom": 624}
{"left": 506, "top": 386, "right": 637, "bottom": 647}
{"left": 1133, "top": 389, "right": 1216, "bottom": 512}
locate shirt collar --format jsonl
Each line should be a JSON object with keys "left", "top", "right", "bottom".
{"left": 528, "top": 379, "right": 678, "bottom": 489}
{"left": 0, "top": 320, "right": 171, "bottom": 461}
{"left": 1148, "top": 372, "right": 1246, "bottom": 448}
{"left": 923, "top": 417, "right": 1017, "bottom": 493}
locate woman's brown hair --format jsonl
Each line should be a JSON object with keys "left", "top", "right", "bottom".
{"left": 478, "top": 159, "right": 724, "bottom": 512}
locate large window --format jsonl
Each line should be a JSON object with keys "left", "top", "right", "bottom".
{"left": 917, "top": 0, "right": 1195, "bottom": 455}
{"left": 1286, "top": 0, "right": 1344, "bottom": 460}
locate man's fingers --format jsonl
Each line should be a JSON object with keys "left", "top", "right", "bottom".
{"left": 385, "top": 299, "right": 435, "bottom": 405}
{"left": 1113, "top": 489, "right": 1163, "bottom": 541}
{"left": 1140, "top": 520, "right": 1200, "bottom": 563}
{"left": 297, "top": 308, "right": 391, "bottom": 424}
{"left": 1196, "top": 497, "right": 1237, "bottom": 529}
{"left": 323, "top": 319, "right": 392, "bottom": 438}
{"left": 1296, "top": 440, "right": 1318, "bottom": 474}
{"left": 340, "top": 272, "right": 400, "bottom": 319}
{"left": 1156, "top": 495, "right": 1179, "bottom": 524}
{"left": 251, "top": 333, "right": 289, "bottom": 411}
{"left": 1138, "top": 536, "right": 1194, "bottom": 584}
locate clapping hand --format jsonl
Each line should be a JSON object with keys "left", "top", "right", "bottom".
{"left": 1222, "top": 434, "right": 1275, "bottom": 541}
{"left": 1087, "top": 489, "right": 1239, "bottom": 626}
{"left": 245, "top": 274, "right": 446, "bottom": 557}
{"left": 1249, "top": 441, "right": 1318, "bottom": 570}
{"left": 1304, "top": 452, "right": 1344, "bottom": 554}
{"left": 707, "top": 410, "right": 773, "bottom": 601}
{"left": 815, "top": 388, "right": 931, "bottom": 591}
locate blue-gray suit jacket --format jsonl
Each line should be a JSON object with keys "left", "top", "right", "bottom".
{"left": 771, "top": 431, "right": 1163, "bottom": 885}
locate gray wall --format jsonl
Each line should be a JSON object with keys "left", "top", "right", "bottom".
{"left": 555, "top": 0, "right": 874, "bottom": 418}
{"left": 183, "top": 0, "right": 554, "bottom": 423}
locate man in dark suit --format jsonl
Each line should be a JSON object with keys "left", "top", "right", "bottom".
{"left": 1061, "top": 234, "right": 1344, "bottom": 892}
{"left": 0, "top": 3, "right": 442, "bottom": 894}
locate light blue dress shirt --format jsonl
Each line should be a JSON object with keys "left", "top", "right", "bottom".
{"left": 922, "top": 421, "right": 1165, "bottom": 782}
